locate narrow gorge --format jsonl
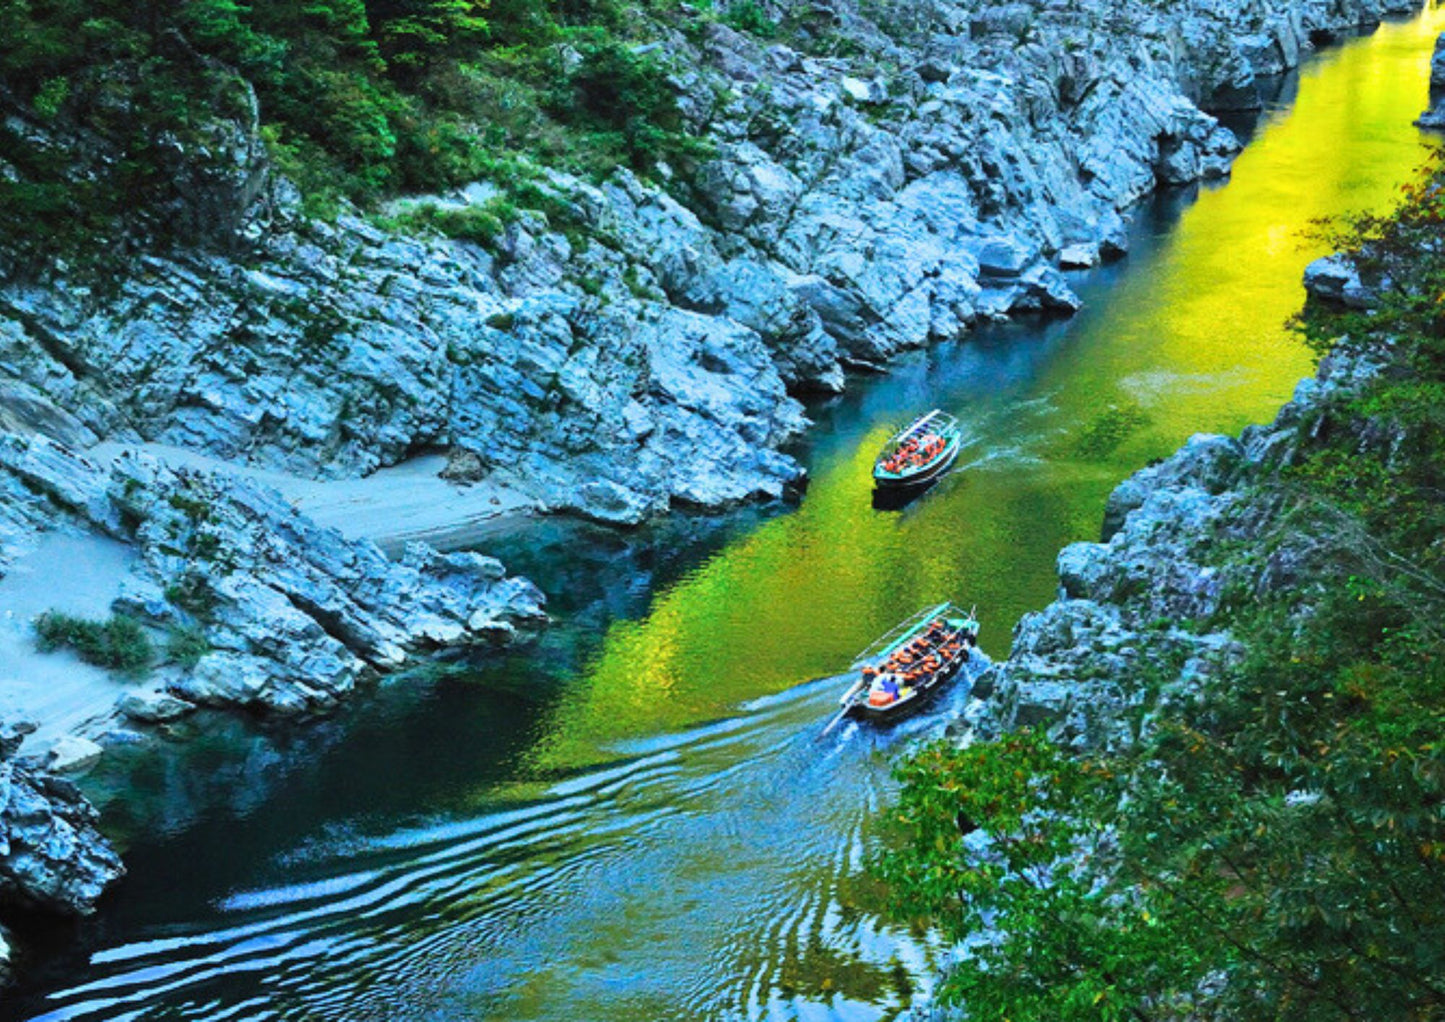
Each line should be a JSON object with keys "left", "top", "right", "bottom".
{"left": 0, "top": 0, "right": 1441, "bottom": 1018}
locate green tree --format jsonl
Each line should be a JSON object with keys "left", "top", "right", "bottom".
{"left": 367, "top": 0, "right": 490, "bottom": 66}
{"left": 878, "top": 732, "right": 1210, "bottom": 1020}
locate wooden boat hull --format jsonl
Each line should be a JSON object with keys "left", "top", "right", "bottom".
{"left": 846, "top": 654, "right": 967, "bottom": 722}
{"left": 838, "top": 601, "right": 980, "bottom": 728}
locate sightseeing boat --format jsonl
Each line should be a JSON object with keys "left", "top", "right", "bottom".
{"left": 872, "top": 410, "right": 963, "bottom": 490}
{"left": 838, "top": 602, "right": 980, "bottom": 723}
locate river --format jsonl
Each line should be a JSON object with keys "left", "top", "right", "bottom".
{"left": 5, "top": 10, "right": 1443, "bottom": 1020}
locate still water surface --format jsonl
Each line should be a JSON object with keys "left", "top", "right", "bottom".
{"left": 7, "top": 12, "right": 1445, "bottom": 1020}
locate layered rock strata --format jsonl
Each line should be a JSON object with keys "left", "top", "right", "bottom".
{"left": 0, "top": 720, "right": 123, "bottom": 970}
{"left": 0, "top": 0, "right": 1410, "bottom": 525}
{"left": 0, "top": 431, "right": 543, "bottom": 927}
{"left": 0, "top": 433, "right": 547, "bottom": 720}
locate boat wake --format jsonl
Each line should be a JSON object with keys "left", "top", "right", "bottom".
{"left": 16, "top": 678, "right": 964, "bottom": 1022}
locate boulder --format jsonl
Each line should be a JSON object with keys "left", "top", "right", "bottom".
{"left": 45, "top": 735, "right": 104, "bottom": 774}
{"left": 971, "top": 235, "right": 1035, "bottom": 278}
{"left": 1417, "top": 102, "right": 1445, "bottom": 130}
{"left": 118, "top": 690, "right": 197, "bottom": 724}
{"left": 0, "top": 721, "right": 123, "bottom": 916}
{"left": 1058, "top": 243, "right": 1100, "bottom": 269}
{"left": 1303, "top": 254, "right": 1376, "bottom": 308}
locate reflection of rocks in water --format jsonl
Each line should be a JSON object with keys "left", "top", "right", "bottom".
{"left": 486, "top": 506, "right": 785, "bottom": 624}
{"left": 74, "top": 501, "right": 786, "bottom": 896}
{"left": 1214, "top": 67, "right": 1301, "bottom": 145}
{"left": 83, "top": 709, "right": 359, "bottom": 849}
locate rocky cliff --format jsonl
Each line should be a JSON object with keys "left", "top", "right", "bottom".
{"left": 901, "top": 181, "right": 1445, "bottom": 1015}
{"left": 0, "top": 0, "right": 1409, "bottom": 525}
{"left": 966, "top": 351, "right": 1370, "bottom": 748}
{"left": 968, "top": 202, "right": 1424, "bottom": 754}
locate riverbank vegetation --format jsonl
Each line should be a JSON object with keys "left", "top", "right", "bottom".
{"left": 35, "top": 611, "right": 154, "bottom": 672}
{"left": 0, "top": 0, "right": 715, "bottom": 255}
{"left": 880, "top": 157, "right": 1445, "bottom": 1020}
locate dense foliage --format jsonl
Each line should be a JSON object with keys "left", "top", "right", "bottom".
{"left": 34, "top": 611, "right": 154, "bottom": 672}
{"left": 879, "top": 158, "right": 1445, "bottom": 1021}
{"left": 0, "top": 0, "right": 711, "bottom": 256}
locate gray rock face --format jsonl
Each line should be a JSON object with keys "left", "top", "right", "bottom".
{"left": 1101, "top": 433, "right": 1244, "bottom": 541}
{"left": 0, "top": 433, "right": 547, "bottom": 717}
{"left": 1418, "top": 102, "right": 1445, "bottom": 130}
{"left": 0, "top": 721, "right": 123, "bottom": 917}
{"left": 1415, "top": 32, "right": 1445, "bottom": 126}
{"left": 1303, "top": 252, "right": 1386, "bottom": 309}
{"left": 0, "top": 0, "right": 1387, "bottom": 531}
{"left": 118, "top": 691, "right": 195, "bottom": 724}
{"left": 1303, "top": 253, "right": 1365, "bottom": 305}
{"left": 975, "top": 330, "right": 1376, "bottom": 752}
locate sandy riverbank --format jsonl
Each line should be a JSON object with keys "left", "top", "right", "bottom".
{"left": 0, "top": 444, "right": 541, "bottom": 760}
{"left": 0, "top": 532, "right": 162, "bottom": 758}
{"left": 88, "top": 442, "right": 537, "bottom": 554}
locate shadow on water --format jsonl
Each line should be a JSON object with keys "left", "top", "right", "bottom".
{"left": 870, "top": 480, "right": 939, "bottom": 513}
{"left": 6, "top": 10, "right": 1445, "bottom": 1021}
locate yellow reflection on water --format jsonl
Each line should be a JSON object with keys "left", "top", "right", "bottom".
{"left": 532, "top": 10, "right": 1445, "bottom": 771}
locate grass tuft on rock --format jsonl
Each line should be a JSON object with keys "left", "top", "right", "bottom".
{"left": 34, "top": 612, "right": 154, "bottom": 673}
{"left": 165, "top": 625, "right": 212, "bottom": 669}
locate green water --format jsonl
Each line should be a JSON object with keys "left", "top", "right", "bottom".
{"left": 6, "top": 11, "right": 1444, "bottom": 1022}
{"left": 524, "top": 8, "right": 1445, "bottom": 773}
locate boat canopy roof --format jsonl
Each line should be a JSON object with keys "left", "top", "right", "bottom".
{"left": 851, "top": 600, "right": 976, "bottom": 668}
{"left": 877, "top": 410, "right": 960, "bottom": 458}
